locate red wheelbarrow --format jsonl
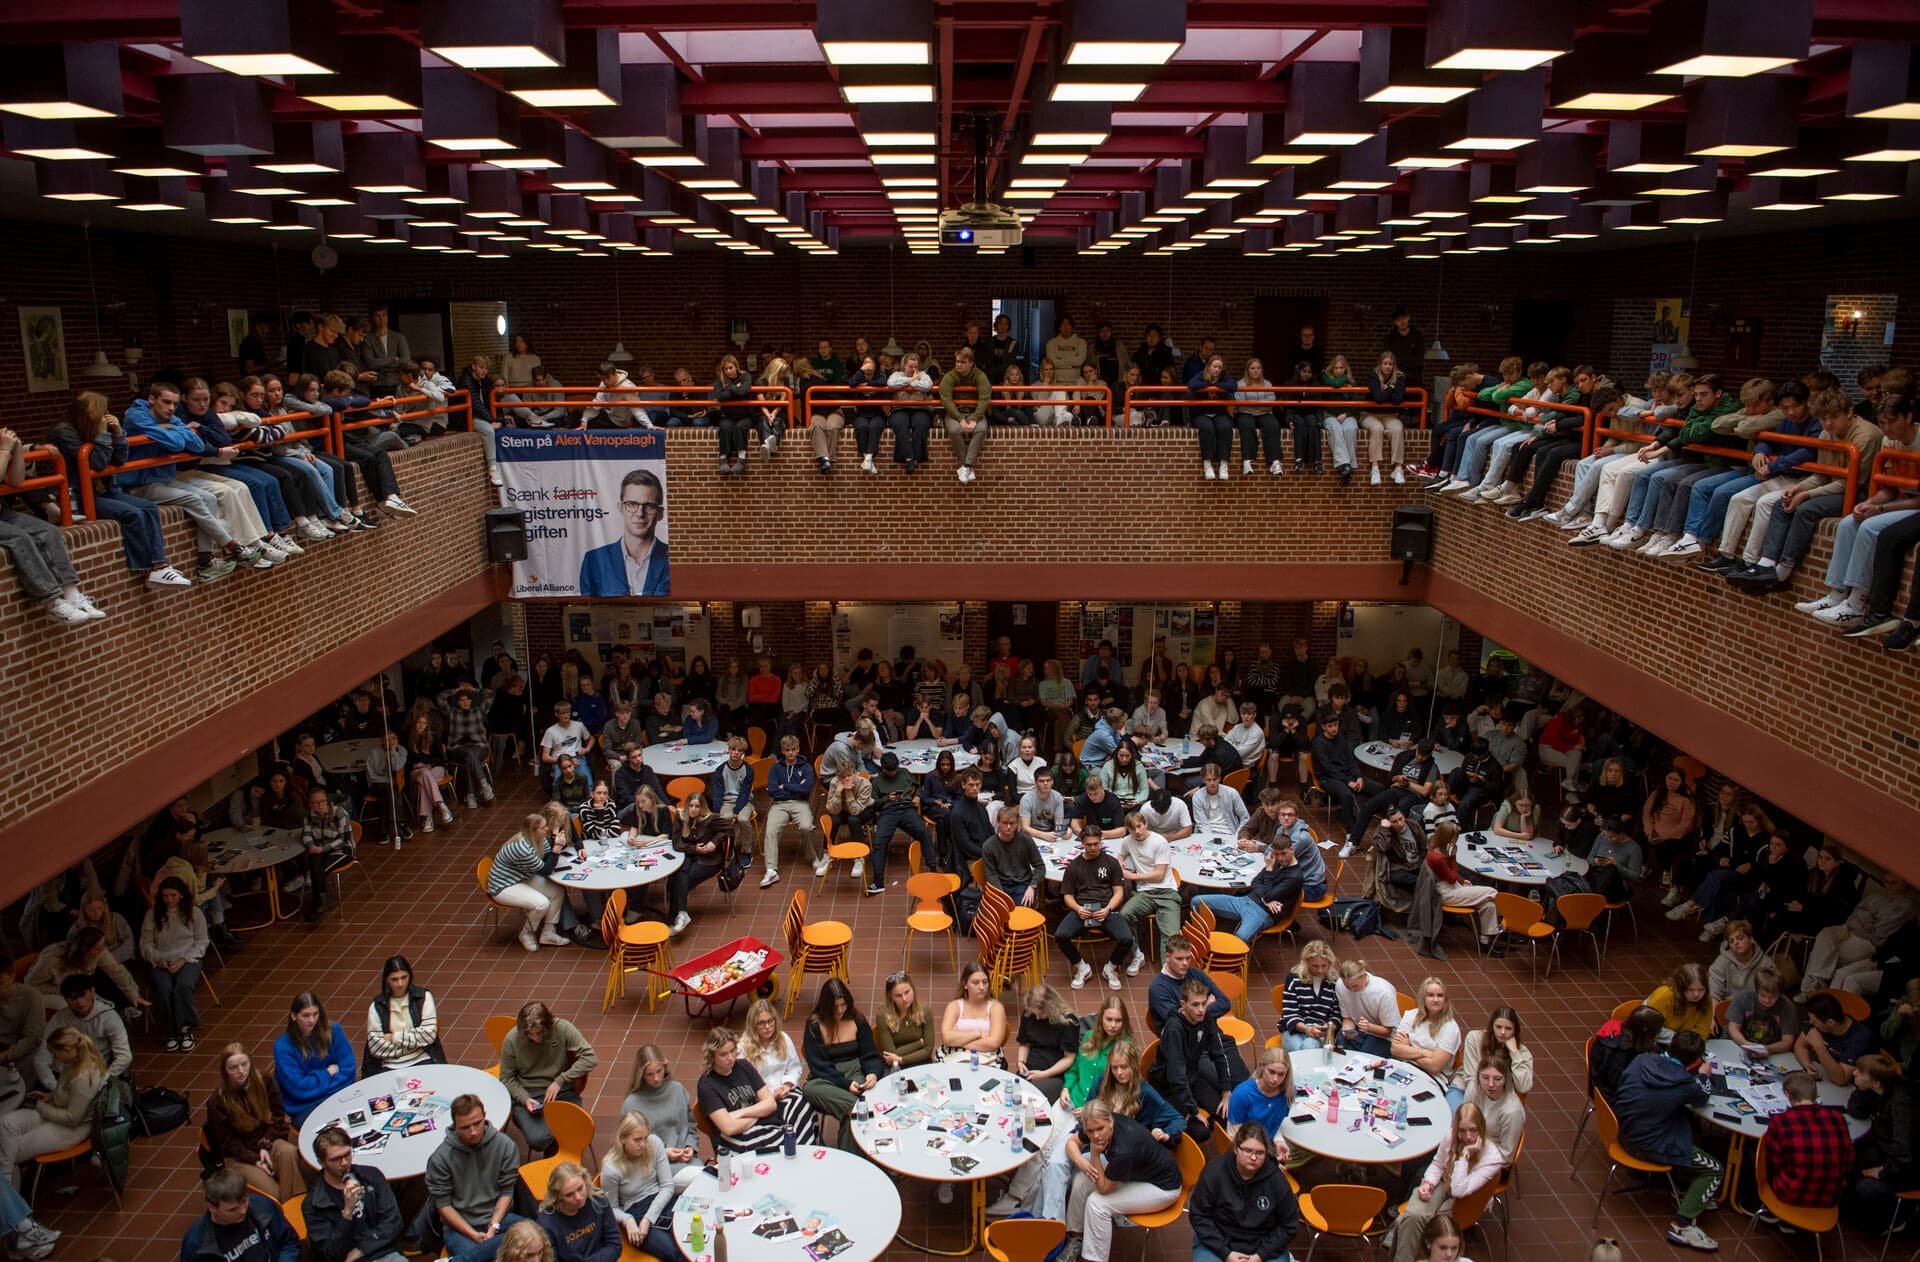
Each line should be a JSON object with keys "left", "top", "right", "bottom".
{"left": 645, "top": 936, "right": 784, "bottom": 1025}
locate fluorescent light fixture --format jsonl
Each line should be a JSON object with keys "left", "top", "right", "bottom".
{"left": 1019, "top": 151, "right": 1089, "bottom": 165}
{"left": 113, "top": 163, "right": 195, "bottom": 177}
{"left": 1034, "top": 131, "right": 1109, "bottom": 146}
{"left": 1372, "top": 85, "right": 1473, "bottom": 104}
{"left": 490, "top": 156, "right": 559, "bottom": 169}
{"left": 1065, "top": 41, "right": 1179, "bottom": 65}
{"left": 822, "top": 41, "right": 930, "bottom": 65}
{"left": 881, "top": 176, "right": 937, "bottom": 187}
{"left": 517, "top": 89, "right": 613, "bottom": 107}
{"left": 1559, "top": 91, "right": 1672, "bottom": 110}
{"left": 1655, "top": 53, "right": 1793, "bottom": 76}
{"left": 1434, "top": 48, "right": 1560, "bottom": 70}
{"left": 293, "top": 195, "right": 353, "bottom": 207}
{"left": 872, "top": 151, "right": 936, "bottom": 165}
{"left": 864, "top": 131, "right": 937, "bottom": 147}
{"left": 1289, "top": 131, "right": 1371, "bottom": 147}
{"left": 632, "top": 153, "right": 702, "bottom": 167}
{"left": 306, "top": 92, "right": 411, "bottom": 111}
{"left": 1051, "top": 81, "right": 1147, "bottom": 103}
{"left": 844, "top": 84, "right": 934, "bottom": 103}
{"left": 15, "top": 145, "right": 110, "bottom": 160}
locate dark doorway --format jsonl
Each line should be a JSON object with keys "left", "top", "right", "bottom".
{"left": 1512, "top": 299, "right": 1574, "bottom": 369}
{"left": 986, "top": 601, "right": 1057, "bottom": 666}
{"left": 1254, "top": 297, "right": 1328, "bottom": 379}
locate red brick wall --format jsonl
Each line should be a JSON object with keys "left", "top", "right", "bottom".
{"left": 0, "top": 435, "right": 501, "bottom": 899}
{"left": 7, "top": 214, "right": 1919, "bottom": 440}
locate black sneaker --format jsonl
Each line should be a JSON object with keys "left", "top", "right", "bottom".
{"left": 1728, "top": 564, "right": 1778, "bottom": 587}
{"left": 1313, "top": 463, "right": 1326, "bottom": 475}
{"left": 904, "top": 459, "right": 917, "bottom": 473}
{"left": 1883, "top": 620, "right": 1919, "bottom": 651}
{"left": 816, "top": 457, "right": 831, "bottom": 473}
{"left": 1504, "top": 502, "right": 1530, "bottom": 519}
{"left": 1697, "top": 553, "right": 1736, "bottom": 573}
{"left": 1842, "top": 612, "right": 1901, "bottom": 638}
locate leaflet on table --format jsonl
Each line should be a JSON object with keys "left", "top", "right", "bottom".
{"left": 1735, "top": 1082, "right": 1790, "bottom": 1116}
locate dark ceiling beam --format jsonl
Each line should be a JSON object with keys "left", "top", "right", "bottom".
{"left": 986, "top": 16, "right": 1046, "bottom": 195}
{"left": 938, "top": 10, "right": 955, "bottom": 205}
{"left": 1138, "top": 80, "right": 1288, "bottom": 109}
{"left": 679, "top": 80, "right": 848, "bottom": 111}
{"left": 777, "top": 170, "right": 886, "bottom": 192}
{"left": 740, "top": 133, "right": 870, "bottom": 160}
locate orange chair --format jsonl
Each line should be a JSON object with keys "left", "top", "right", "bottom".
{"left": 746, "top": 726, "right": 769, "bottom": 759}
{"left": 281, "top": 1193, "right": 307, "bottom": 1240}
{"left": 1810, "top": 987, "right": 1870, "bottom": 1022}
{"left": 1608, "top": 998, "right": 1643, "bottom": 1023}
{"left": 1181, "top": 906, "right": 1216, "bottom": 972}
{"left": 1672, "top": 755, "right": 1708, "bottom": 791}
{"left": 1298, "top": 856, "right": 1342, "bottom": 924}
{"left": 984, "top": 1217, "right": 1066, "bottom": 1262}
{"left": 544, "top": 1098, "right": 598, "bottom": 1168}
{"left": 599, "top": 890, "right": 673, "bottom": 1013}
{"left": 1137, "top": 1038, "right": 1160, "bottom": 1082}
{"left": 1568, "top": 1037, "right": 1598, "bottom": 1163}
{"left": 476, "top": 857, "right": 517, "bottom": 936}
{"left": 1589, "top": 1088, "right": 1676, "bottom": 1224}
{"left": 665, "top": 776, "right": 706, "bottom": 807}
{"left": 1878, "top": 1189, "right": 1920, "bottom": 1262}
{"left": 1747, "top": 1145, "right": 1840, "bottom": 1262}
{"left": 908, "top": 840, "right": 960, "bottom": 894}
{"left": 1194, "top": 902, "right": 1251, "bottom": 993}
{"left": 1209, "top": 970, "right": 1253, "bottom": 1043}
{"left": 814, "top": 816, "right": 872, "bottom": 897}
{"left": 26, "top": 1136, "right": 119, "bottom": 1209}
{"left": 1396, "top": 990, "right": 1419, "bottom": 1016}
{"left": 1296, "top": 1183, "right": 1388, "bottom": 1262}
{"left": 1120, "top": 1133, "right": 1207, "bottom": 1238}
{"left": 782, "top": 888, "right": 851, "bottom": 1017}
{"left": 519, "top": 1155, "right": 565, "bottom": 1201}
{"left": 1222, "top": 767, "right": 1252, "bottom": 794}
{"left": 1493, "top": 891, "right": 1555, "bottom": 982}
{"left": 482, "top": 1013, "right": 518, "bottom": 1075}
{"left": 1552, "top": 893, "right": 1610, "bottom": 978}
{"left": 904, "top": 872, "right": 958, "bottom": 970}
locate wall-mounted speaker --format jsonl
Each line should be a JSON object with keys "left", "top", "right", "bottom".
{"left": 1392, "top": 505, "right": 1434, "bottom": 563}
{"left": 485, "top": 507, "right": 528, "bottom": 564}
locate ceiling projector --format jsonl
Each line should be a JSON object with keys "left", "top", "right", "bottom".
{"left": 940, "top": 203, "right": 1024, "bottom": 249}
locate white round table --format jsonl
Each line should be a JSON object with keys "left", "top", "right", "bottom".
{"left": 1037, "top": 828, "right": 1262, "bottom": 892}
{"left": 1141, "top": 740, "right": 1203, "bottom": 776}
{"left": 551, "top": 835, "right": 685, "bottom": 890}
{"left": 849, "top": 1064, "right": 1052, "bottom": 1254}
{"left": 316, "top": 737, "right": 381, "bottom": 775}
{"left": 672, "top": 1145, "right": 900, "bottom": 1262}
{"left": 644, "top": 740, "right": 732, "bottom": 777}
{"left": 1355, "top": 741, "right": 1464, "bottom": 777}
{"left": 832, "top": 734, "right": 978, "bottom": 775}
{"left": 1693, "top": 1039, "right": 1866, "bottom": 1214}
{"left": 1457, "top": 833, "right": 1587, "bottom": 888}
{"left": 204, "top": 827, "right": 306, "bottom": 928}
{"left": 1281, "top": 1046, "right": 1451, "bottom": 1166}
{"left": 297, "top": 1065, "right": 511, "bottom": 1180}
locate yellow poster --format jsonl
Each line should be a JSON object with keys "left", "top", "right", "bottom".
{"left": 1650, "top": 297, "right": 1691, "bottom": 374}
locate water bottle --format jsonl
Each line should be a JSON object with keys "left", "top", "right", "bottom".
{"left": 717, "top": 1149, "right": 733, "bottom": 1189}
{"left": 689, "top": 1212, "right": 706, "bottom": 1253}
{"left": 1326, "top": 1086, "right": 1340, "bottom": 1123}
{"left": 782, "top": 1126, "right": 797, "bottom": 1159}
{"left": 714, "top": 1222, "right": 729, "bottom": 1262}
{"left": 1022, "top": 1096, "right": 1036, "bottom": 1133}
{"left": 971, "top": 1048, "right": 980, "bottom": 1071}
{"left": 1011, "top": 1112, "right": 1024, "bottom": 1153}
{"left": 1183, "top": 734, "right": 1191, "bottom": 756}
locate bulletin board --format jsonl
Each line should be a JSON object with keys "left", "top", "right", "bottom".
{"left": 565, "top": 603, "right": 712, "bottom": 675}
{"left": 832, "top": 603, "right": 965, "bottom": 675}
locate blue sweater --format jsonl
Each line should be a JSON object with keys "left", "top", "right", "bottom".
{"left": 682, "top": 713, "right": 718, "bottom": 743}
{"left": 767, "top": 758, "right": 814, "bottom": 802}
{"left": 274, "top": 1023, "right": 357, "bottom": 1123}
{"left": 121, "top": 398, "right": 208, "bottom": 486}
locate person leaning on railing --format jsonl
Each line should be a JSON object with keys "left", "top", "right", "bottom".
{"left": 1278, "top": 360, "right": 1325, "bottom": 473}
{"left": 213, "top": 382, "right": 341, "bottom": 536}
{"left": 47, "top": 390, "right": 187, "bottom": 589}
{"left": 320, "top": 371, "right": 418, "bottom": 517}
{"left": 120, "top": 379, "right": 265, "bottom": 582}
{"left": 1508, "top": 372, "right": 1612, "bottom": 523}
{"left": 1803, "top": 392, "right": 1920, "bottom": 645}
{"left": 712, "top": 353, "right": 753, "bottom": 475}
{"left": 257, "top": 374, "right": 367, "bottom": 532}
{"left": 1189, "top": 352, "right": 1238, "bottom": 482}
{"left": 0, "top": 425, "right": 108, "bottom": 625}
{"left": 842, "top": 356, "right": 889, "bottom": 474}
{"left": 1362, "top": 350, "right": 1412, "bottom": 487}
{"left": 1655, "top": 379, "right": 1814, "bottom": 560}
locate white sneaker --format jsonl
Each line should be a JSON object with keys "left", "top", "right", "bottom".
{"left": 1392, "top": 466, "right": 1406, "bottom": 484}
{"left": 420, "top": 818, "right": 434, "bottom": 834}
{"left": 539, "top": 929, "right": 571, "bottom": 947}
{"left": 1573, "top": 523, "right": 1608, "bottom": 543}
{"left": 862, "top": 454, "right": 875, "bottom": 473}
{"left": 45, "top": 596, "right": 90, "bottom": 626}
{"left": 1795, "top": 592, "right": 1846, "bottom": 614}
{"left": 813, "top": 855, "right": 831, "bottom": 877}
{"left": 1219, "top": 461, "right": 1230, "bottom": 480}
{"left": 1336, "top": 840, "right": 1354, "bottom": 860}
{"left": 1663, "top": 539, "right": 1704, "bottom": 559}
{"left": 466, "top": 794, "right": 479, "bottom": 810}
{"left": 1203, "top": 461, "right": 1217, "bottom": 480}
{"left": 147, "top": 566, "right": 192, "bottom": 587}
{"left": 1559, "top": 513, "right": 1591, "bottom": 532}
{"left": 985, "top": 1193, "right": 1022, "bottom": 1218}
{"left": 1635, "top": 533, "right": 1672, "bottom": 556}
{"left": 1816, "top": 596, "right": 1867, "bottom": 623}
{"left": 1666, "top": 1223, "right": 1719, "bottom": 1252}
{"left": 1662, "top": 885, "right": 1688, "bottom": 908}
{"left": 436, "top": 803, "right": 453, "bottom": 824}
{"left": 1370, "top": 465, "right": 1382, "bottom": 485}
{"left": 68, "top": 592, "right": 107, "bottom": 619}
{"left": 1103, "top": 963, "right": 1122, "bottom": 990}
{"left": 1604, "top": 526, "right": 1642, "bottom": 549}
{"left": 519, "top": 927, "right": 541, "bottom": 952}
{"left": 299, "top": 520, "right": 334, "bottom": 541}
{"left": 1458, "top": 486, "right": 1484, "bottom": 502}
{"left": 760, "top": 869, "right": 781, "bottom": 888}
{"left": 1242, "top": 459, "right": 1255, "bottom": 476}
{"left": 384, "top": 495, "right": 417, "bottom": 515}
{"left": 1699, "top": 916, "right": 1729, "bottom": 942}
{"left": 1665, "top": 900, "right": 1699, "bottom": 921}
{"left": 1126, "top": 948, "right": 1148, "bottom": 975}
{"left": 1070, "top": 961, "right": 1093, "bottom": 989}
{"left": 481, "top": 782, "right": 495, "bottom": 803}
{"left": 1269, "top": 460, "right": 1283, "bottom": 476}
{"left": 670, "top": 911, "right": 692, "bottom": 936}
{"left": 274, "top": 534, "right": 305, "bottom": 555}
{"left": 850, "top": 859, "right": 864, "bottom": 880}
{"left": 1442, "top": 478, "right": 1472, "bottom": 493}
{"left": 489, "top": 468, "right": 503, "bottom": 487}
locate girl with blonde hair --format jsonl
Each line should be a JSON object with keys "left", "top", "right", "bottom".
{"left": 1386, "top": 1104, "right": 1503, "bottom": 1262}
{"left": 1391, "top": 977, "right": 1462, "bottom": 1077}
{"left": 599, "top": 1112, "right": 678, "bottom": 1258}
{"left": 1280, "top": 940, "right": 1342, "bottom": 1050}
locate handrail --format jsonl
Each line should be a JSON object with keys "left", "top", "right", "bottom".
{"left": 1586, "top": 410, "right": 1863, "bottom": 514}
{"left": 1869, "top": 447, "right": 1920, "bottom": 499}
{"left": 1123, "top": 384, "right": 1430, "bottom": 429}
{"left": 1456, "top": 399, "right": 1596, "bottom": 457}
{"left": 75, "top": 408, "right": 333, "bottom": 523}
{"left": 488, "top": 384, "right": 792, "bottom": 423}
{"left": 803, "top": 383, "right": 1115, "bottom": 427}
{"left": 332, "top": 391, "right": 474, "bottom": 442}
{"left": 0, "top": 448, "right": 74, "bottom": 527}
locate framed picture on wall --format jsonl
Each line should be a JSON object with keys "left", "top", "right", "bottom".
{"left": 227, "top": 308, "right": 252, "bottom": 357}
{"left": 17, "top": 306, "right": 69, "bottom": 393}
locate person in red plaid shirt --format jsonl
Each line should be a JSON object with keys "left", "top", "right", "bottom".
{"left": 1760, "top": 1070, "right": 1854, "bottom": 1211}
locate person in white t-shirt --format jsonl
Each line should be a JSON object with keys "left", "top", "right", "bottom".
{"left": 1187, "top": 765, "right": 1248, "bottom": 834}
{"left": 1008, "top": 735, "right": 1049, "bottom": 797}
{"left": 1139, "top": 787, "right": 1193, "bottom": 841}
{"left": 1019, "top": 769, "right": 1071, "bottom": 846}
{"left": 540, "top": 702, "right": 595, "bottom": 791}
{"left": 1336, "top": 959, "right": 1402, "bottom": 1056}
{"left": 1225, "top": 702, "right": 1266, "bottom": 770}
{"left": 1118, "top": 811, "right": 1181, "bottom": 975}
{"left": 1391, "top": 976, "right": 1463, "bottom": 1078}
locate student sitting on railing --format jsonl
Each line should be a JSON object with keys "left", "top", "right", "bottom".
{"left": 1795, "top": 391, "right": 1920, "bottom": 638}
{"left": 49, "top": 390, "right": 188, "bottom": 589}
{"left": 121, "top": 380, "right": 267, "bottom": 582}
{"left": 889, "top": 351, "right": 936, "bottom": 475}
{"left": 419, "top": 357, "right": 456, "bottom": 405}
{"left": 180, "top": 377, "right": 301, "bottom": 566}
{"left": 844, "top": 357, "right": 891, "bottom": 473}
{"left": 1477, "top": 365, "right": 1575, "bottom": 506}
{"left": 1657, "top": 379, "right": 1812, "bottom": 560}
{"left": 712, "top": 354, "right": 752, "bottom": 475}
{"left": 804, "top": 362, "right": 847, "bottom": 475}
{"left": 0, "top": 425, "right": 108, "bottom": 625}
{"left": 213, "top": 382, "right": 338, "bottom": 542}
{"left": 1071, "top": 362, "right": 1108, "bottom": 426}
{"left": 1723, "top": 386, "right": 1886, "bottom": 593}
{"left": 395, "top": 363, "right": 450, "bottom": 435}
{"left": 320, "top": 372, "right": 417, "bottom": 517}
{"left": 991, "top": 363, "right": 1037, "bottom": 426}
{"left": 757, "top": 358, "right": 793, "bottom": 457}
{"left": 581, "top": 363, "right": 636, "bottom": 429}
{"left": 514, "top": 366, "right": 572, "bottom": 429}
{"left": 1599, "top": 372, "right": 1743, "bottom": 553}
{"left": 662, "top": 367, "right": 706, "bottom": 427}
{"left": 1319, "top": 354, "right": 1363, "bottom": 484}
{"left": 940, "top": 347, "right": 991, "bottom": 484}
{"left": 1454, "top": 358, "right": 1544, "bottom": 500}
{"left": 1279, "top": 360, "right": 1324, "bottom": 473}
{"left": 1508, "top": 373, "right": 1612, "bottom": 523}
{"left": 1235, "top": 358, "right": 1282, "bottom": 478}
{"left": 261, "top": 375, "right": 371, "bottom": 530}
{"left": 1362, "top": 350, "right": 1411, "bottom": 487}
{"left": 1189, "top": 353, "right": 1238, "bottom": 481}
{"left": 1569, "top": 373, "right": 1691, "bottom": 547}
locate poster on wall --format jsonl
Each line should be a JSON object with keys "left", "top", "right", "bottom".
{"left": 17, "top": 306, "right": 68, "bottom": 393}
{"left": 1649, "top": 297, "right": 1691, "bottom": 376}
{"left": 564, "top": 603, "right": 710, "bottom": 676}
{"left": 1190, "top": 607, "right": 1216, "bottom": 668}
{"left": 834, "top": 603, "right": 965, "bottom": 676}
{"left": 498, "top": 428, "right": 669, "bottom": 598}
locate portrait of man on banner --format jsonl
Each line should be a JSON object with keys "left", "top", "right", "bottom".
{"left": 578, "top": 467, "right": 669, "bottom": 596}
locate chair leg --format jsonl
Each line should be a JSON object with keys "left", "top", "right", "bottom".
{"left": 1592, "top": 1164, "right": 1614, "bottom": 1226}
{"left": 1567, "top": 1104, "right": 1592, "bottom": 1166}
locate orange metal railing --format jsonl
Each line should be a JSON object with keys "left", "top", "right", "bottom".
{"left": 0, "top": 448, "right": 75, "bottom": 527}
{"left": 1869, "top": 447, "right": 1920, "bottom": 500}
{"left": 1585, "top": 409, "right": 1864, "bottom": 514}
{"left": 488, "top": 384, "right": 792, "bottom": 423}
{"left": 803, "top": 382, "right": 1115, "bottom": 427}
{"left": 1454, "top": 398, "right": 1595, "bottom": 456}
{"left": 333, "top": 390, "right": 473, "bottom": 444}
{"left": 1123, "top": 384, "right": 1430, "bottom": 429}
{"left": 74, "top": 408, "right": 332, "bottom": 522}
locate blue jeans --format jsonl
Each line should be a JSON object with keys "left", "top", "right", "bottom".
{"left": 1456, "top": 425, "right": 1509, "bottom": 485}
{"left": 1629, "top": 462, "right": 1693, "bottom": 527}
{"left": 1825, "top": 509, "right": 1920, "bottom": 590}
{"left": 214, "top": 461, "right": 293, "bottom": 532}
{"left": 1195, "top": 893, "right": 1273, "bottom": 944}
{"left": 1685, "top": 470, "right": 1754, "bottom": 539}
{"left": 1337, "top": 1029, "right": 1390, "bottom": 1056}
{"left": 1444, "top": 1084, "right": 1465, "bottom": 1110}
{"left": 443, "top": 1214, "right": 528, "bottom": 1260}
{"left": 1476, "top": 428, "right": 1533, "bottom": 488}
{"left": 1562, "top": 450, "right": 1629, "bottom": 515}
{"left": 1280, "top": 1031, "right": 1322, "bottom": 1052}
{"left": 92, "top": 489, "right": 168, "bottom": 571}
{"left": 276, "top": 454, "right": 343, "bottom": 518}
{"left": 0, "top": 1172, "right": 32, "bottom": 1235}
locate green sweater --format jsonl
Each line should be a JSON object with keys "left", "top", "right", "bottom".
{"left": 940, "top": 366, "right": 992, "bottom": 420}
{"left": 809, "top": 354, "right": 845, "bottom": 386}
{"left": 1660, "top": 392, "right": 1741, "bottom": 453}
{"left": 499, "top": 1018, "right": 599, "bottom": 1105}
{"left": 1478, "top": 376, "right": 1535, "bottom": 425}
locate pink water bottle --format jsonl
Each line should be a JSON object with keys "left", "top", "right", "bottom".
{"left": 1326, "top": 1086, "right": 1340, "bottom": 1123}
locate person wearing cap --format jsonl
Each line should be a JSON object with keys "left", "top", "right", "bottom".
{"left": 868, "top": 752, "right": 930, "bottom": 895}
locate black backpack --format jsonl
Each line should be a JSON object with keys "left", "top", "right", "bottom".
{"left": 135, "top": 1085, "right": 191, "bottom": 1137}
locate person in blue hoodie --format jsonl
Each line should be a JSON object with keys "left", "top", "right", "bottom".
{"left": 1614, "top": 1030, "right": 1723, "bottom": 1252}
{"left": 577, "top": 468, "right": 669, "bottom": 597}
{"left": 1188, "top": 353, "right": 1239, "bottom": 481}
{"left": 760, "top": 735, "right": 817, "bottom": 888}
{"left": 120, "top": 380, "right": 258, "bottom": 581}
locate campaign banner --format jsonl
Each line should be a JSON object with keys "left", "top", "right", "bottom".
{"left": 497, "top": 427, "right": 670, "bottom": 599}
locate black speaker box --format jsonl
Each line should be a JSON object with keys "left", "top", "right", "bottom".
{"left": 485, "top": 507, "right": 528, "bottom": 564}
{"left": 1392, "top": 505, "right": 1434, "bottom": 563}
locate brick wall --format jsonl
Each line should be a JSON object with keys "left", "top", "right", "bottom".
{"left": 7, "top": 214, "right": 1920, "bottom": 442}
{"left": 0, "top": 434, "right": 501, "bottom": 898}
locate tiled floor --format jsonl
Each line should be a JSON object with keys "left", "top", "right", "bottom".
{"left": 43, "top": 768, "right": 1868, "bottom": 1262}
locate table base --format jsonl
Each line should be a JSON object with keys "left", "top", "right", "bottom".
{"left": 228, "top": 870, "right": 301, "bottom": 932}
{"left": 891, "top": 1178, "right": 987, "bottom": 1257}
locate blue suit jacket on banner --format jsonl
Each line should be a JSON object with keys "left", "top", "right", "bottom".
{"left": 578, "top": 537, "right": 670, "bottom": 596}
